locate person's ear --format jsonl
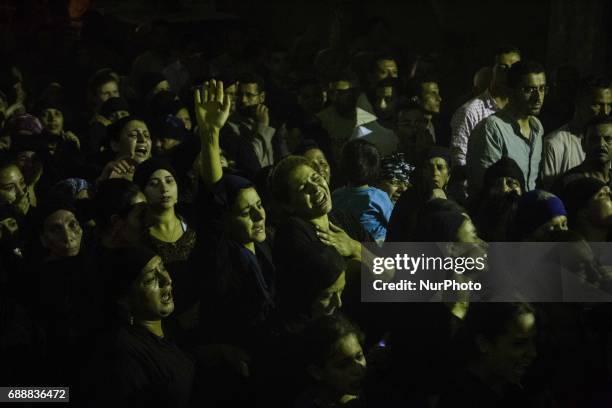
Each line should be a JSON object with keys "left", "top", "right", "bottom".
{"left": 306, "top": 364, "right": 323, "bottom": 381}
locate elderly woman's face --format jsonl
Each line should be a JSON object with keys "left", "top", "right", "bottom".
{"left": 377, "top": 179, "right": 408, "bottom": 204}
{"left": 113, "top": 120, "right": 152, "bottom": 164}
{"left": 144, "top": 169, "right": 177, "bottom": 210}
{"left": 0, "top": 165, "right": 29, "bottom": 215}
{"left": 129, "top": 255, "right": 174, "bottom": 320}
{"left": 41, "top": 209, "right": 82, "bottom": 258}
{"left": 423, "top": 157, "right": 450, "bottom": 190}
{"left": 228, "top": 187, "right": 266, "bottom": 245}
{"left": 286, "top": 164, "right": 332, "bottom": 219}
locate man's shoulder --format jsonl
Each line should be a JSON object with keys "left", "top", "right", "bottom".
{"left": 544, "top": 124, "right": 576, "bottom": 143}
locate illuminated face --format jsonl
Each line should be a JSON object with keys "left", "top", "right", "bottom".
{"left": 583, "top": 123, "right": 612, "bottom": 165}
{"left": 423, "top": 157, "right": 450, "bottom": 190}
{"left": 420, "top": 82, "right": 442, "bottom": 115}
{"left": 40, "top": 108, "right": 64, "bottom": 135}
{"left": 96, "top": 80, "right": 120, "bottom": 108}
{"left": 41, "top": 209, "right": 82, "bottom": 258}
{"left": 585, "top": 186, "right": 612, "bottom": 228}
{"left": 143, "top": 169, "right": 178, "bottom": 210}
{"left": 373, "top": 86, "right": 395, "bottom": 122}
{"left": 176, "top": 108, "right": 192, "bottom": 131}
{"left": 315, "top": 334, "right": 367, "bottom": 396}
{"left": 490, "top": 177, "right": 523, "bottom": 196}
{"left": 303, "top": 148, "right": 331, "bottom": 185}
{"left": 228, "top": 187, "right": 266, "bottom": 245}
{"left": 311, "top": 271, "right": 345, "bottom": 318}
{"left": 514, "top": 73, "right": 547, "bottom": 116}
{"left": 531, "top": 215, "right": 568, "bottom": 240}
{"left": 112, "top": 120, "right": 152, "bottom": 164}
{"left": 373, "top": 59, "right": 398, "bottom": 82}
{"left": 377, "top": 179, "right": 408, "bottom": 203}
{"left": 456, "top": 216, "right": 481, "bottom": 243}
{"left": 237, "top": 83, "right": 264, "bottom": 117}
{"left": 581, "top": 87, "right": 612, "bottom": 120}
{"left": 0, "top": 165, "right": 29, "bottom": 215}
{"left": 285, "top": 164, "right": 332, "bottom": 219}
{"left": 128, "top": 255, "right": 174, "bottom": 319}
{"left": 482, "top": 312, "right": 537, "bottom": 385}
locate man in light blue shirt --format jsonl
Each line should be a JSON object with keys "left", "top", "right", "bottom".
{"left": 467, "top": 61, "right": 547, "bottom": 196}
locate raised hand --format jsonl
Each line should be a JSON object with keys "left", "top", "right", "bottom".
{"left": 255, "top": 104, "right": 270, "bottom": 127}
{"left": 194, "top": 80, "right": 231, "bottom": 131}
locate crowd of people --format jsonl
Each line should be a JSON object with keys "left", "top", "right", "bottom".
{"left": 1, "top": 7, "right": 612, "bottom": 407}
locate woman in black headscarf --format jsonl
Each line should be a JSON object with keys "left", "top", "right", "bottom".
{"left": 83, "top": 245, "right": 194, "bottom": 407}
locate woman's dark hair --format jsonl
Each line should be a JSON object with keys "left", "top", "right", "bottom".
{"left": 340, "top": 139, "right": 380, "bottom": 186}
{"left": 474, "top": 191, "right": 520, "bottom": 242}
{"left": 94, "top": 179, "right": 142, "bottom": 232}
{"left": 279, "top": 242, "right": 346, "bottom": 319}
{"left": 301, "top": 313, "right": 364, "bottom": 368}
{"left": 106, "top": 115, "right": 147, "bottom": 142}
{"left": 270, "top": 155, "right": 315, "bottom": 206}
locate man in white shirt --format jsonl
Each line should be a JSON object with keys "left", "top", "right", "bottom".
{"left": 539, "top": 76, "right": 612, "bottom": 189}
{"left": 450, "top": 45, "right": 522, "bottom": 166}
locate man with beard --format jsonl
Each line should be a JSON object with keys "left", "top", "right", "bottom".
{"left": 220, "top": 72, "right": 285, "bottom": 177}
{"left": 467, "top": 61, "right": 547, "bottom": 195}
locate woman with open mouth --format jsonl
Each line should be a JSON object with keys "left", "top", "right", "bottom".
{"left": 84, "top": 245, "right": 194, "bottom": 407}
{"left": 107, "top": 115, "right": 153, "bottom": 167}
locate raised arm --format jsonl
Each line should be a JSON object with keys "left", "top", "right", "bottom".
{"left": 194, "top": 80, "right": 231, "bottom": 188}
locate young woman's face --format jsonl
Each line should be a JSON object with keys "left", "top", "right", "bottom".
{"left": 317, "top": 333, "right": 367, "bottom": 396}
{"left": 41, "top": 209, "right": 82, "bottom": 258}
{"left": 128, "top": 255, "right": 174, "bottom": 320}
{"left": 482, "top": 312, "right": 537, "bottom": 386}
{"left": 311, "top": 271, "right": 345, "bottom": 318}
{"left": 113, "top": 120, "right": 152, "bottom": 164}
{"left": 286, "top": 164, "right": 332, "bottom": 219}
{"left": 228, "top": 187, "right": 266, "bottom": 245}
{"left": 40, "top": 108, "right": 64, "bottom": 135}
{"left": 0, "top": 165, "right": 29, "bottom": 215}
{"left": 143, "top": 169, "right": 177, "bottom": 210}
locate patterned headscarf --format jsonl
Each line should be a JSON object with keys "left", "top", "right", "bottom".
{"left": 380, "top": 153, "right": 416, "bottom": 184}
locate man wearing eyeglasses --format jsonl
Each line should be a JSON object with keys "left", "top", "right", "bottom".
{"left": 466, "top": 60, "right": 546, "bottom": 196}
{"left": 220, "top": 72, "right": 283, "bottom": 177}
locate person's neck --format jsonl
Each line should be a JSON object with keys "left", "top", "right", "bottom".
{"left": 309, "top": 213, "right": 330, "bottom": 231}
{"left": 505, "top": 103, "right": 531, "bottom": 127}
{"left": 489, "top": 85, "right": 509, "bottom": 109}
{"left": 467, "top": 359, "right": 507, "bottom": 396}
{"left": 148, "top": 207, "right": 177, "bottom": 228}
{"left": 424, "top": 113, "right": 433, "bottom": 126}
{"left": 138, "top": 319, "right": 164, "bottom": 338}
{"left": 244, "top": 241, "right": 256, "bottom": 254}
{"left": 577, "top": 223, "right": 609, "bottom": 242}
{"left": 581, "top": 160, "right": 611, "bottom": 181}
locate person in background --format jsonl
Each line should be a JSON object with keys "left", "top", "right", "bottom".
{"left": 540, "top": 76, "right": 611, "bottom": 189}
{"left": 512, "top": 189, "right": 568, "bottom": 241}
{"left": 561, "top": 177, "right": 612, "bottom": 242}
{"left": 332, "top": 139, "right": 393, "bottom": 244}
{"left": 467, "top": 61, "right": 547, "bottom": 194}
{"left": 451, "top": 45, "right": 522, "bottom": 167}
{"left": 374, "top": 152, "right": 415, "bottom": 204}
{"left": 406, "top": 75, "right": 443, "bottom": 145}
